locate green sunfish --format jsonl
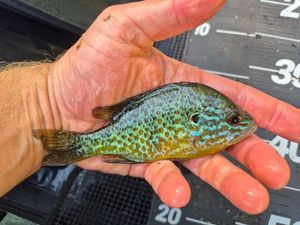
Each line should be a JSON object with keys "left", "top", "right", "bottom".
{"left": 33, "top": 82, "right": 257, "bottom": 166}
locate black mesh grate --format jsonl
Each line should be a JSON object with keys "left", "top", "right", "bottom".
{"left": 48, "top": 170, "right": 154, "bottom": 225}
{"left": 155, "top": 32, "right": 188, "bottom": 60}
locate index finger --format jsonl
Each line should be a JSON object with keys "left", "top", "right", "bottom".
{"left": 202, "top": 71, "right": 300, "bottom": 143}
{"left": 168, "top": 61, "right": 300, "bottom": 143}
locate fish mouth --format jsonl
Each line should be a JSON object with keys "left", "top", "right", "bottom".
{"left": 241, "top": 121, "right": 258, "bottom": 138}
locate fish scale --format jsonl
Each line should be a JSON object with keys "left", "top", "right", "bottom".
{"left": 34, "top": 82, "right": 257, "bottom": 166}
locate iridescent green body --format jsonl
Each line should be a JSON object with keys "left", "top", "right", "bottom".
{"left": 34, "top": 82, "right": 257, "bottom": 166}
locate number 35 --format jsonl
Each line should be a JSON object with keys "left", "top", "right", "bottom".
{"left": 272, "top": 59, "right": 300, "bottom": 88}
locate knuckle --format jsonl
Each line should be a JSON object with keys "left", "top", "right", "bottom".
{"left": 100, "top": 7, "right": 152, "bottom": 49}
{"left": 145, "top": 161, "right": 178, "bottom": 190}
{"left": 101, "top": 5, "right": 119, "bottom": 15}
{"left": 235, "top": 85, "right": 250, "bottom": 110}
{"left": 198, "top": 155, "right": 237, "bottom": 189}
{"left": 172, "top": 0, "right": 190, "bottom": 30}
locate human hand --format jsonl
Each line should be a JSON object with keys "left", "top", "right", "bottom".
{"left": 48, "top": 0, "right": 299, "bottom": 214}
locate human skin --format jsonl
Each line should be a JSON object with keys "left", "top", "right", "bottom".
{"left": 1, "top": 0, "right": 299, "bottom": 215}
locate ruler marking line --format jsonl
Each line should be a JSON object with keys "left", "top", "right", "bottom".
{"left": 215, "top": 29, "right": 249, "bottom": 36}
{"left": 249, "top": 65, "right": 279, "bottom": 73}
{"left": 260, "top": 0, "right": 291, "bottom": 6}
{"left": 284, "top": 186, "right": 300, "bottom": 192}
{"left": 216, "top": 29, "right": 300, "bottom": 43}
{"left": 205, "top": 70, "right": 250, "bottom": 80}
{"left": 186, "top": 217, "right": 216, "bottom": 225}
{"left": 255, "top": 32, "right": 300, "bottom": 43}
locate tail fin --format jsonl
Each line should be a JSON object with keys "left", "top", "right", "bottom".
{"left": 33, "top": 129, "right": 85, "bottom": 166}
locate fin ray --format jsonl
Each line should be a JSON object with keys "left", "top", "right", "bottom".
{"left": 92, "top": 100, "right": 132, "bottom": 120}
{"left": 91, "top": 92, "right": 149, "bottom": 120}
{"left": 42, "top": 151, "right": 85, "bottom": 166}
{"left": 101, "top": 155, "right": 137, "bottom": 164}
{"left": 33, "top": 129, "right": 84, "bottom": 166}
{"left": 33, "top": 129, "right": 79, "bottom": 152}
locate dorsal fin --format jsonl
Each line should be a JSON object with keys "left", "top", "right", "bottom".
{"left": 92, "top": 83, "right": 181, "bottom": 121}
{"left": 92, "top": 101, "right": 128, "bottom": 120}
{"left": 92, "top": 94, "right": 142, "bottom": 121}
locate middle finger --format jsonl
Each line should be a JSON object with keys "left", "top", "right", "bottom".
{"left": 182, "top": 154, "right": 270, "bottom": 215}
{"left": 228, "top": 135, "right": 290, "bottom": 189}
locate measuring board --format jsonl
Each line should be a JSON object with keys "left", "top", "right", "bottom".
{"left": 148, "top": 0, "right": 300, "bottom": 225}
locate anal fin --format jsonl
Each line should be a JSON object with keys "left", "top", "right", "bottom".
{"left": 101, "top": 155, "right": 137, "bottom": 164}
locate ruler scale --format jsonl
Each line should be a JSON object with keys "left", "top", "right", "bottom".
{"left": 148, "top": 0, "right": 300, "bottom": 224}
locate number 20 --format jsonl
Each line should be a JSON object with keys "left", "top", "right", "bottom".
{"left": 155, "top": 204, "right": 182, "bottom": 225}
{"left": 280, "top": 0, "right": 300, "bottom": 19}
{"left": 272, "top": 59, "right": 300, "bottom": 88}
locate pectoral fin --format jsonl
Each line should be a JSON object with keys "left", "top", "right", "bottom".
{"left": 92, "top": 104, "right": 126, "bottom": 121}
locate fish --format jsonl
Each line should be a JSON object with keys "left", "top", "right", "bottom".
{"left": 33, "top": 82, "right": 257, "bottom": 166}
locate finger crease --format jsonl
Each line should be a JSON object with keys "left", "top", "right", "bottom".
{"left": 122, "top": 8, "right": 153, "bottom": 45}
{"left": 83, "top": 38, "right": 118, "bottom": 62}
{"left": 265, "top": 101, "right": 283, "bottom": 131}
{"left": 235, "top": 85, "right": 250, "bottom": 110}
{"left": 171, "top": 0, "right": 186, "bottom": 32}
{"left": 171, "top": 60, "right": 183, "bottom": 82}
{"left": 157, "top": 170, "right": 180, "bottom": 192}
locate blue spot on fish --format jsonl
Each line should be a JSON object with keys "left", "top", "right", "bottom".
{"left": 192, "top": 131, "right": 202, "bottom": 137}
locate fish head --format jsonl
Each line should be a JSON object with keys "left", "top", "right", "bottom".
{"left": 220, "top": 106, "right": 257, "bottom": 143}
{"left": 189, "top": 93, "right": 257, "bottom": 151}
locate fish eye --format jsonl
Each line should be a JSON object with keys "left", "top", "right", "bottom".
{"left": 190, "top": 113, "right": 201, "bottom": 124}
{"left": 226, "top": 112, "right": 242, "bottom": 126}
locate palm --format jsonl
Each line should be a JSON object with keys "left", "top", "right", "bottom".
{"left": 55, "top": 39, "right": 167, "bottom": 128}
{"left": 48, "top": 0, "right": 300, "bottom": 215}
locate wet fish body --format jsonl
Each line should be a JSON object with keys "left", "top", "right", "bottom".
{"left": 34, "top": 82, "right": 257, "bottom": 166}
